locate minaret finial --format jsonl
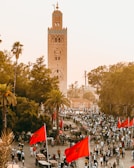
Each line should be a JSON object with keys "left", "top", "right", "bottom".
{"left": 56, "top": 2, "right": 59, "bottom": 10}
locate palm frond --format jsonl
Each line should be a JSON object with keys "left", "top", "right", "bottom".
{"left": 0, "top": 129, "right": 14, "bottom": 168}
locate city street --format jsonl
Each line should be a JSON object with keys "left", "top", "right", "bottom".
{"left": 9, "top": 118, "right": 134, "bottom": 168}
{"left": 10, "top": 141, "right": 134, "bottom": 168}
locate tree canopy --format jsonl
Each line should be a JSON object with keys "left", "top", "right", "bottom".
{"left": 0, "top": 50, "right": 59, "bottom": 133}
{"left": 45, "top": 89, "right": 70, "bottom": 136}
{"left": 88, "top": 62, "right": 134, "bottom": 117}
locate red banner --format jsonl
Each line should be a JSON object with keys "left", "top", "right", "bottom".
{"left": 29, "top": 125, "right": 46, "bottom": 145}
{"left": 65, "top": 136, "right": 90, "bottom": 163}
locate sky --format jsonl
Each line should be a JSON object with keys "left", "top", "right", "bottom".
{"left": 0, "top": 0, "right": 134, "bottom": 87}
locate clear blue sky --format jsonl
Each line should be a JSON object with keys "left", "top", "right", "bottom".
{"left": 1, "top": 0, "right": 134, "bottom": 87}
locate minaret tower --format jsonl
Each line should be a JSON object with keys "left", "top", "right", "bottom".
{"left": 48, "top": 3, "right": 67, "bottom": 95}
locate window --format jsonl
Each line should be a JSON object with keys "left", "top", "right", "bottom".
{"left": 55, "top": 57, "right": 60, "bottom": 61}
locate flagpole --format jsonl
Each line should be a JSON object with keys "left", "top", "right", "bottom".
{"left": 88, "top": 136, "right": 91, "bottom": 168}
{"left": 132, "top": 118, "right": 134, "bottom": 136}
{"left": 132, "top": 118, "right": 134, "bottom": 140}
{"left": 44, "top": 123, "right": 50, "bottom": 167}
{"left": 132, "top": 118, "right": 134, "bottom": 137}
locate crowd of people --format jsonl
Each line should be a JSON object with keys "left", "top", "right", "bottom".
{"left": 11, "top": 143, "right": 25, "bottom": 167}
{"left": 28, "top": 110, "right": 134, "bottom": 168}
{"left": 9, "top": 109, "right": 134, "bottom": 168}
{"left": 71, "top": 110, "right": 134, "bottom": 167}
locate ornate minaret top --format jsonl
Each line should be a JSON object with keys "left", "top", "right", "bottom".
{"left": 52, "top": 3, "right": 62, "bottom": 30}
{"left": 56, "top": 2, "right": 59, "bottom": 10}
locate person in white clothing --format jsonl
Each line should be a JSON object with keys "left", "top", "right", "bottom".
{"left": 100, "top": 154, "right": 103, "bottom": 166}
{"left": 30, "top": 146, "right": 33, "bottom": 156}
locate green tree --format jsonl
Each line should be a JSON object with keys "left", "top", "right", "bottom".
{"left": 0, "top": 51, "right": 14, "bottom": 85}
{"left": 14, "top": 97, "right": 52, "bottom": 133}
{"left": 11, "top": 41, "right": 23, "bottom": 61}
{"left": 28, "top": 56, "right": 59, "bottom": 103}
{"left": 98, "top": 63, "right": 134, "bottom": 116}
{"left": 14, "top": 97, "right": 38, "bottom": 132}
{"left": 87, "top": 65, "right": 108, "bottom": 93}
{"left": 45, "top": 90, "right": 70, "bottom": 138}
{"left": 14, "top": 62, "right": 31, "bottom": 97}
{"left": 87, "top": 62, "right": 134, "bottom": 116}
{"left": 0, "top": 84, "right": 17, "bottom": 130}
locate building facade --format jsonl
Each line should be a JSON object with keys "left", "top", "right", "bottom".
{"left": 48, "top": 4, "right": 67, "bottom": 95}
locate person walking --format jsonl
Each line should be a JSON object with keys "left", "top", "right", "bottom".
{"left": 116, "top": 154, "right": 120, "bottom": 166}
{"left": 131, "top": 149, "right": 134, "bottom": 160}
{"left": 100, "top": 154, "right": 103, "bottom": 166}
{"left": 21, "top": 151, "right": 25, "bottom": 167}
{"left": 57, "top": 148, "right": 61, "bottom": 159}
{"left": 30, "top": 145, "right": 33, "bottom": 157}
{"left": 113, "top": 161, "right": 116, "bottom": 168}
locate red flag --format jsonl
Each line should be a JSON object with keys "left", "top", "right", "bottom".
{"left": 64, "top": 136, "right": 90, "bottom": 163}
{"left": 59, "top": 119, "right": 63, "bottom": 129}
{"left": 29, "top": 125, "right": 46, "bottom": 145}
{"left": 129, "top": 118, "right": 134, "bottom": 127}
{"left": 117, "top": 117, "right": 121, "bottom": 128}
{"left": 121, "top": 118, "right": 129, "bottom": 128}
{"left": 130, "top": 166, "right": 134, "bottom": 168}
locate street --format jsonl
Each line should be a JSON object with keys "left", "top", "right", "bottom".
{"left": 9, "top": 118, "right": 134, "bottom": 168}
{"left": 10, "top": 141, "right": 134, "bottom": 168}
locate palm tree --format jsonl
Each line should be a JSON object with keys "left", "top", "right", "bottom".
{"left": 11, "top": 41, "right": 23, "bottom": 94}
{"left": 45, "top": 89, "right": 70, "bottom": 139}
{"left": 0, "top": 129, "right": 14, "bottom": 168}
{"left": 0, "top": 84, "right": 17, "bottom": 129}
